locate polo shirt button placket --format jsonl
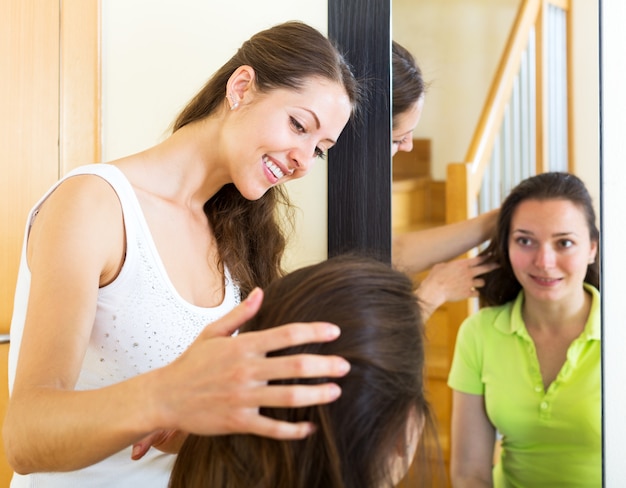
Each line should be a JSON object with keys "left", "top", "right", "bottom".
{"left": 539, "top": 399, "right": 551, "bottom": 419}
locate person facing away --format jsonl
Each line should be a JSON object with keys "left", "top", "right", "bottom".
{"left": 169, "top": 254, "right": 442, "bottom": 488}
{"left": 389, "top": 41, "right": 499, "bottom": 319}
{"left": 4, "top": 21, "right": 362, "bottom": 488}
{"left": 448, "top": 172, "right": 601, "bottom": 487}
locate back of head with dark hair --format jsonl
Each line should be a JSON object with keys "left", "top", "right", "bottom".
{"left": 169, "top": 254, "right": 441, "bottom": 488}
{"left": 479, "top": 172, "right": 600, "bottom": 305}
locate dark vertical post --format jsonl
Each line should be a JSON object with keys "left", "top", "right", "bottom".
{"left": 327, "top": 0, "right": 392, "bottom": 263}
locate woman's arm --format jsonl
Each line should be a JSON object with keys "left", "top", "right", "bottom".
{"left": 450, "top": 390, "right": 496, "bottom": 488}
{"left": 392, "top": 209, "right": 498, "bottom": 275}
{"left": 3, "top": 177, "right": 349, "bottom": 474}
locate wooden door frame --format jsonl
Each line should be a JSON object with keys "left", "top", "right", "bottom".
{"left": 60, "top": 0, "right": 101, "bottom": 173}
{"left": 0, "top": 2, "right": 99, "bottom": 483}
{"left": 0, "top": 0, "right": 99, "bottom": 334}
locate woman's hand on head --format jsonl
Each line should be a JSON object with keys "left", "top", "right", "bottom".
{"left": 416, "top": 254, "right": 499, "bottom": 320}
{"left": 149, "top": 288, "right": 350, "bottom": 441}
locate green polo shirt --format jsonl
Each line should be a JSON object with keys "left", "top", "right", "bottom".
{"left": 448, "top": 284, "right": 601, "bottom": 488}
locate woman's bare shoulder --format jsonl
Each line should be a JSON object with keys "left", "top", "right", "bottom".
{"left": 28, "top": 172, "right": 126, "bottom": 283}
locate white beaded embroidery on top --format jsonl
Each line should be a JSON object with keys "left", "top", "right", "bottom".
{"left": 69, "top": 164, "right": 241, "bottom": 389}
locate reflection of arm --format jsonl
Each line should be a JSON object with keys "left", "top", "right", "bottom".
{"left": 392, "top": 209, "right": 498, "bottom": 275}
{"left": 450, "top": 391, "right": 496, "bottom": 488}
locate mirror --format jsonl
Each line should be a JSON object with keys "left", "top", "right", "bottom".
{"left": 391, "top": 0, "right": 601, "bottom": 485}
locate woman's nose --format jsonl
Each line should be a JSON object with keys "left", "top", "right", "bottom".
{"left": 288, "top": 146, "right": 316, "bottom": 176}
{"left": 399, "top": 139, "right": 414, "bottom": 153}
{"left": 534, "top": 246, "right": 556, "bottom": 268}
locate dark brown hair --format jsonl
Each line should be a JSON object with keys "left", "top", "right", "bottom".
{"left": 392, "top": 41, "right": 425, "bottom": 129}
{"left": 174, "top": 21, "right": 361, "bottom": 295}
{"left": 479, "top": 172, "right": 600, "bottom": 306}
{"left": 170, "top": 254, "right": 441, "bottom": 488}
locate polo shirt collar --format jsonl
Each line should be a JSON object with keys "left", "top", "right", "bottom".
{"left": 493, "top": 283, "right": 601, "bottom": 341}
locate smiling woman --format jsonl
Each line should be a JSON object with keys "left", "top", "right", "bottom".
{"left": 448, "top": 172, "right": 601, "bottom": 488}
{"left": 186, "top": 70, "right": 352, "bottom": 199}
{"left": 4, "top": 20, "right": 363, "bottom": 488}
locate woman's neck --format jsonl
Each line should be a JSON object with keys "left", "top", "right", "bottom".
{"left": 522, "top": 286, "right": 592, "bottom": 334}
{"left": 115, "top": 118, "right": 230, "bottom": 207}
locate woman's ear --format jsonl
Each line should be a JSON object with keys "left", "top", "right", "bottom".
{"left": 226, "top": 65, "right": 256, "bottom": 109}
{"left": 389, "top": 408, "right": 423, "bottom": 485}
{"left": 589, "top": 239, "right": 598, "bottom": 264}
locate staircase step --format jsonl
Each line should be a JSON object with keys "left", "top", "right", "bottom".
{"left": 394, "top": 218, "right": 446, "bottom": 236}
{"left": 392, "top": 176, "right": 428, "bottom": 230}
{"left": 392, "top": 138, "right": 431, "bottom": 180}
{"left": 392, "top": 174, "right": 446, "bottom": 231}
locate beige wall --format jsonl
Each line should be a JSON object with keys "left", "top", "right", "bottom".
{"left": 570, "top": 0, "right": 600, "bottom": 211}
{"left": 101, "top": 0, "right": 328, "bottom": 271}
{"left": 392, "top": 0, "right": 519, "bottom": 181}
{"left": 392, "top": 0, "right": 600, "bottom": 208}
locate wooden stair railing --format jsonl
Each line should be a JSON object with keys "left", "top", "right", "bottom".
{"left": 445, "top": 0, "right": 571, "bottom": 354}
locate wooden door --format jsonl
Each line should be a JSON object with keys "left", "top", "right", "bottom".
{"left": 0, "top": 0, "right": 99, "bottom": 483}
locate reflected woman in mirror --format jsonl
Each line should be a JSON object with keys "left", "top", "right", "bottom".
{"left": 448, "top": 172, "right": 601, "bottom": 487}
{"left": 389, "top": 41, "right": 499, "bottom": 320}
{"left": 170, "top": 254, "right": 441, "bottom": 488}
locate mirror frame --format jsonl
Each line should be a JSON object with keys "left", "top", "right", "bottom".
{"left": 600, "top": 0, "right": 626, "bottom": 485}
{"left": 327, "top": 0, "right": 392, "bottom": 262}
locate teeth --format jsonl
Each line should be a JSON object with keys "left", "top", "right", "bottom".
{"left": 535, "top": 277, "right": 559, "bottom": 283}
{"left": 264, "top": 157, "right": 284, "bottom": 179}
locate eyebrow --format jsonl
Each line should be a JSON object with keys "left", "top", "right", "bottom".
{"left": 512, "top": 229, "right": 578, "bottom": 238}
{"left": 393, "top": 130, "right": 413, "bottom": 139}
{"left": 302, "top": 108, "right": 321, "bottom": 129}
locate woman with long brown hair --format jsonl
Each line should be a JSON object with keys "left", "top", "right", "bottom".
{"left": 4, "top": 21, "right": 361, "bottom": 487}
{"left": 170, "top": 254, "right": 440, "bottom": 488}
{"left": 449, "top": 172, "right": 601, "bottom": 487}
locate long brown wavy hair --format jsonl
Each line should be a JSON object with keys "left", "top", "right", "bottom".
{"left": 172, "top": 22, "right": 361, "bottom": 295}
{"left": 169, "top": 254, "right": 442, "bottom": 488}
{"left": 479, "top": 172, "right": 600, "bottom": 306}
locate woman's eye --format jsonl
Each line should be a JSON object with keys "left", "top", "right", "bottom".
{"left": 559, "top": 239, "right": 574, "bottom": 248}
{"left": 290, "top": 117, "right": 305, "bottom": 133}
{"left": 516, "top": 237, "right": 532, "bottom": 246}
{"left": 315, "top": 147, "right": 326, "bottom": 160}
{"left": 392, "top": 138, "right": 406, "bottom": 146}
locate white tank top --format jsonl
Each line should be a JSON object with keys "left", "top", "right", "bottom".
{"left": 8, "top": 163, "right": 241, "bottom": 487}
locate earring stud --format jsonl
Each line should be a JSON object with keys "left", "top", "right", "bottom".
{"left": 227, "top": 94, "right": 239, "bottom": 110}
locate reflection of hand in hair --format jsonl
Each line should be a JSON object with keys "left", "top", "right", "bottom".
{"left": 416, "top": 254, "right": 499, "bottom": 321}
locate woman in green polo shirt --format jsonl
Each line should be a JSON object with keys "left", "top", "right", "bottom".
{"left": 448, "top": 172, "right": 601, "bottom": 487}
